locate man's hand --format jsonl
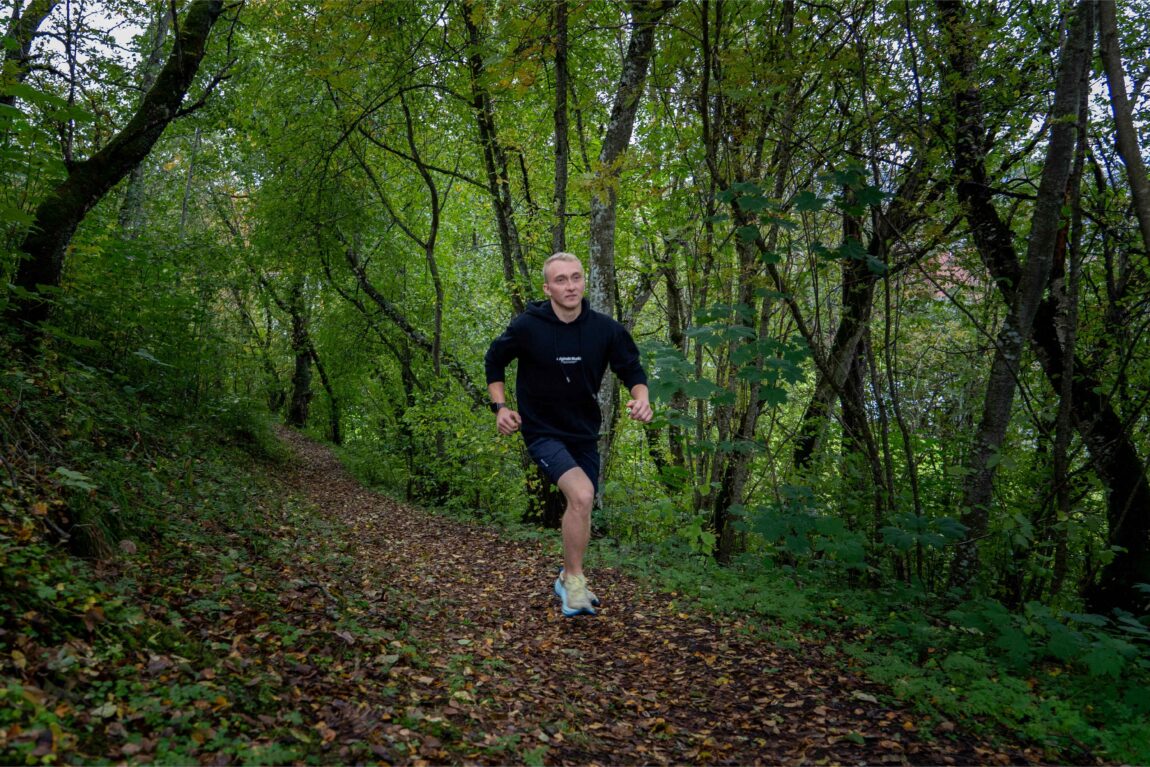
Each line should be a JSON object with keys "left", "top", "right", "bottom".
{"left": 626, "top": 398, "right": 653, "bottom": 423}
{"left": 496, "top": 407, "right": 522, "bottom": 435}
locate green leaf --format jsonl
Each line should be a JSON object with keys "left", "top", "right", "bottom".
{"left": 1044, "top": 625, "right": 1082, "bottom": 662}
{"left": 133, "top": 348, "right": 174, "bottom": 368}
{"left": 0, "top": 203, "right": 34, "bottom": 227}
{"left": 736, "top": 224, "right": 759, "bottom": 243}
{"left": 736, "top": 195, "right": 771, "bottom": 213}
{"left": 828, "top": 167, "right": 865, "bottom": 187}
{"left": 758, "top": 387, "right": 788, "bottom": 406}
{"left": 682, "top": 378, "right": 724, "bottom": 399}
{"left": 1064, "top": 612, "right": 1109, "bottom": 628}
{"left": 2, "top": 81, "right": 67, "bottom": 108}
{"left": 1081, "top": 643, "right": 1126, "bottom": 677}
{"left": 855, "top": 185, "right": 888, "bottom": 206}
{"left": 53, "top": 466, "right": 97, "bottom": 491}
{"left": 837, "top": 238, "right": 868, "bottom": 262}
{"left": 793, "top": 191, "right": 827, "bottom": 212}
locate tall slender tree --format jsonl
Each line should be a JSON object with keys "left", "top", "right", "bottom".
{"left": 942, "top": 0, "right": 1093, "bottom": 590}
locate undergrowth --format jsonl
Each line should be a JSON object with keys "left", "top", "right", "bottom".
{"left": 590, "top": 531, "right": 1150, "bottom": 764}
{"left": 0, "top": 350, "right": 412, "bottom": 764}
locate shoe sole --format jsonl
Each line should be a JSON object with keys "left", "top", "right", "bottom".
{"left": 554, "top": 577, "right": 597, "bottom": 617}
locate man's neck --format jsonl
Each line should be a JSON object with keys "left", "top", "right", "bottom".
{"left": 551, "top": 299, "right": 582, "bottom": 323}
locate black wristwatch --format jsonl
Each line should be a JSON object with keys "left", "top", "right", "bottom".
{"left": 489, "top": 402, "right": 507, "bottom": 414}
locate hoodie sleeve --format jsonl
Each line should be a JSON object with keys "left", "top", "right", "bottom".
{"left": 608, "top": 321, "right": 648, "bottom": 390}
{"left": 484, "top": 319, "right": 521, "bottom": 384}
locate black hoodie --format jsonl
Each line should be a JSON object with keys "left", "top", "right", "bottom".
{"left": 484, "top": 298, "right": 648, "bottom": 445}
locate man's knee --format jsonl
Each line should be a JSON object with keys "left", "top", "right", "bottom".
{"left": 567, "top": 487, "right": 594, "bottom": 516}
{"left": 558, "top": 471, "right": 595, "bottom": 515}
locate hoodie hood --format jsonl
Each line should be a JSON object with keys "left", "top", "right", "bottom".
{"left": 525, "top": 298, "right": 590, "bottom": 325}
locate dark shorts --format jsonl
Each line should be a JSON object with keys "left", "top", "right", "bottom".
{"left": 526, "top": 437, "right": 601, "bottom": 491}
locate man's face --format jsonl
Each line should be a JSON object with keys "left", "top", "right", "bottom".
{"left": 543, "top": 260, "right": 585, "bottom": 311}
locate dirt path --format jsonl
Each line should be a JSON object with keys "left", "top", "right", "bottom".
{"left": 272, "top": 427, "right": 1035, "bottom": 765}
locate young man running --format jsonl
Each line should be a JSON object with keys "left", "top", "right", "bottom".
{"left": 485, "top": 252, "right": 652, "bottom": 616}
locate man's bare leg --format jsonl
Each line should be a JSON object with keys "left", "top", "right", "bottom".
{"left": 556, "top": 467, "right": 595, "bottom": 578}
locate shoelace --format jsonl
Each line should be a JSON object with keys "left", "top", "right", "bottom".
{"left": 560, "top": 570, "right": 598, "bottom": 605}
{"left": 564, "top": 574, "right": 592, "bottom": 605}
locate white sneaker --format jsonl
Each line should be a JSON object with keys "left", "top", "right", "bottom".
{"left": 554, "top": 571, "right": 597, "bottom": 616}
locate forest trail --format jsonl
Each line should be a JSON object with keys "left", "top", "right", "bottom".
{"left": 271, "top": 427, "right": 1031, "bottom": 765}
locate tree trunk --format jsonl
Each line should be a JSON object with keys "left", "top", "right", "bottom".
{"left": 588, "top": 0, "right": 677, "bottom": 315}
{"left": 794, "top": 255, "right": 877, "bottom": 470}
{"left": 659, "top": 240, "right": 689, "bottom": 472}
{"left": 942, "top": 0, "right": 1093, "bottom": 591}
{"left": 0, "top": 0, "right": 59, "bottom": 109}
{"left": 836, "top": 186, "right": 888, "bottom": 538}
{"left": 285, "top": 282, "right": 313, "bottom": 428}
{"left": 941, "top": 89, "right": 1150, "bottom": 613}
{"left": 793, "top": 158, "right": 935, "bottom": 471}
{"left": 1045, "top": 69, "right": 1089, "bottom": 604}
{"left": 1098, "top": 0, "right": 1150, "bottom": 257}
{"left": 309, "top": 346, "right": 341, "bottom": 445}
{"left": 117, "top": 4, "right": 171, "bottom": 237}
{"left": 588, "top": 0, "right": 677, "bottom": 486}
{"left": 6, "top": 0, "right": 224, "bottom": 344}
{"left": 551, "top": 0, "right": 570, "bottom": 255}
{"left": 400, "top": 92, "right": 444, "bottom": 376}
{"left": 461, "top": 0, "right": 530, "bottom": 314}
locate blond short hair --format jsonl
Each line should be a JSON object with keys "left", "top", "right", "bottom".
{"left": 543, "top": 252, "right": 581, "bottom": 283}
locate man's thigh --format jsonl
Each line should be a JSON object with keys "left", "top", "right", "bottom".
{"left": 525, "top": 437, "right": 601, "bottom": 491}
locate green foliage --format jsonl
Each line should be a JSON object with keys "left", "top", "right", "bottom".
{"left": 834, "top": 593, "right": 1150, "bottom": 764}
{"left": 880, "top": 513, "right": 967, "bottom": 553}
{"left": 595, "top": 538, "right": 816, "bottom": 628}
{"left": 205, "top": 396, "right": 292, "bottom": 464}
{"left": 947, "top": 600, "right": 1149, "bottom": 679}
{"left": 339, "top": 388, "right": 526, "bottom": 525}
{"left": 647, "top": 307, "right": 809, "bottom": 413}
{"left": 748, "top": 486, "right": 868, "bottom": 572}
